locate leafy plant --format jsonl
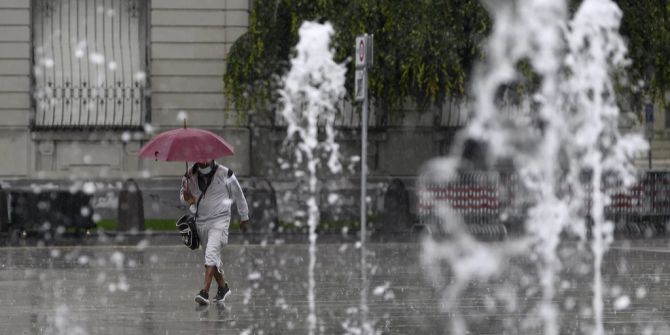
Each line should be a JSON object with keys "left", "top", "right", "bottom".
{"left": 224, "top": 0, "right": 491, "bottom": 120}
{"left": 225, "top": 0, "right": 670, "bottom": 121}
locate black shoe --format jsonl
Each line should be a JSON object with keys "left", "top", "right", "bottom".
{"left": 213, "top": 283, "right": 230, "bottom": 303}
{"left": 195, "top": 290, "right": 209, "bottom": 305}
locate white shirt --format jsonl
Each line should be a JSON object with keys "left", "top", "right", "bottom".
{"left": 179, "top": 163, "right": 249, "bottom": 223}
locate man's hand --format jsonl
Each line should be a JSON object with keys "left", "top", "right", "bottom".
{"left": 240, "top": 220, "right": 249, "bottom": 233}
{"left": 182, "top": 182, "right": 196, "bottom": 205}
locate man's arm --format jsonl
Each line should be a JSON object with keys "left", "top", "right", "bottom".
{"left": 228, "top": 172, "right": 250, "bottom": 231}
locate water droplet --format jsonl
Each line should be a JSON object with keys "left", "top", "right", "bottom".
{"left": 42, "top": 58, "right": 54, "bottom": 68}
{"left": 83, "top": 182, "right": 96, "bottom": 194}
{"left": 89, "top": 53, "right": 105, "bottom": 64}
{"left": 134, "top": 71, "right": 146, "bottom": 82}
{"left": 177, "top": 110, "right": 188, "bottom": 122}
{"left": 613, "top": 295, "right": 630, "bottom": 310}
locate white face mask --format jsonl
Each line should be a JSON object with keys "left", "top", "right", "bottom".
{"left": 199, "top": 165, "right": 212, "bottom": 174}
{"left": 197, "top": 161, "right": 213, "bottom": 174}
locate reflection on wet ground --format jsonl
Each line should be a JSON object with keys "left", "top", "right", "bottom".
{"left": 1, "top": 238, "right": 670, "bottom": 334}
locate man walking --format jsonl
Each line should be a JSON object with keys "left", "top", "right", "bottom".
{"left": 180, "top": 160, "right": 249, "bottom": 305}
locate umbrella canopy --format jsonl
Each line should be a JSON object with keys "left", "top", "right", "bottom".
{"left": 138, "top": 128, "right": 234, "bottom": 162}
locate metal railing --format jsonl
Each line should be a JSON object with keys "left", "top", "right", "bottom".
{"left": 417, "top": 171, "right": 670, "bottom": 235}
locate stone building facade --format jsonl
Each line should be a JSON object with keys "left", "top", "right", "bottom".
{"left": 0, "top": 0, "right": 251, "bottom": 180}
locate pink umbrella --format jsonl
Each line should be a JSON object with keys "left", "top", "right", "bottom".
{"left": 138, "top": 127, "right": 235, "bottom": 163}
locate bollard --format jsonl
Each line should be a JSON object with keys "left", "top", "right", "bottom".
{"left": 0, "top": 187, "right": 7, "bottom": 233}
{"left": 118, "top": 179, "right": 145, "bottom": 232}
{"left": 382, "top": 178, "right": 411, "bottom": 234}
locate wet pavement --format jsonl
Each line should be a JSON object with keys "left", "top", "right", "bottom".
{"left": 1, "top": 237, "right": 670, "bottom": 334}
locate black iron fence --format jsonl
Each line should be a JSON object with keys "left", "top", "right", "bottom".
{"left": 7, "top": 190, "right": 95, "bottom": 236}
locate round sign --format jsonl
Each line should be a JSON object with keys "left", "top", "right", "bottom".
{"left": 358, "top": 39, "right": 365, "bottom": 63}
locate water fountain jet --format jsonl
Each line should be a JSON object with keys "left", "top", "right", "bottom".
{"left": 278, "top": 21, "right": 347, "bottom": 335}
{"left": 420, "top": 0, "right": 648, "bottom": 333}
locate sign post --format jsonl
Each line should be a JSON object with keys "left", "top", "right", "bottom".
{"left": 645, "top": 102, "right": 654, "bottom": 170}
{"left": 355, "top": 33, "right": 372, "bottom": 333}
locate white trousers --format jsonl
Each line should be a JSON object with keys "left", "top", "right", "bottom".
{"left": 196, "top": 215, "right": 230, "bottom": 273}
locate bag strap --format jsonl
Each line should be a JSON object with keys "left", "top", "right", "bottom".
{"left": 194, "top": 164, "right": 218, "bottom": 221}
{"left": 225, "top": 170, "right": 233, "bottom": 202}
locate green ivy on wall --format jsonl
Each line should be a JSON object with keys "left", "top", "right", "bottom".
{"left": 224, "top": 0, "right": 670, "bottom": 120}
{"left": 224, "top": 0, "right": 490, "bottom": 118}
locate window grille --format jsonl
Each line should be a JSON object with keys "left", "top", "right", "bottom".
{"left": 32, "top": 0, "right": 147, "bottom": 129}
